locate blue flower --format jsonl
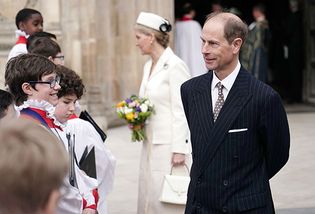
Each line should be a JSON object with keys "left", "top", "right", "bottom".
{"left": 136, "top": 106, "right": 141, "bottom": 112}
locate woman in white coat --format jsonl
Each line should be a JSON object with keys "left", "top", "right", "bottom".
{"left": 135, "top": 12, "right": 191, "bottom": 214}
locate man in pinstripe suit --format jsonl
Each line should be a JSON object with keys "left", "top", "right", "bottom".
{"left": 181, "top": 12, "right": 290, "bottom": 214}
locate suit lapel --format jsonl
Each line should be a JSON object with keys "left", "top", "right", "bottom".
{"left": 139, "top": 66, "right": 150, "bottom": 97}
{"left": 193, "top": 72, "right": 214, "bottom": 136}
{"left": 197, "top": 68, "right": 253, "bottom": 176}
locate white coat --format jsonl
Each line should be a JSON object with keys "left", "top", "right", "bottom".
{"left": 137, "top": 47, "right": 191, "bottom": 214}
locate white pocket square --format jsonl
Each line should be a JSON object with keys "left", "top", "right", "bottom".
{"left": 228, "top": 128, "right": 248, "bottom": 133}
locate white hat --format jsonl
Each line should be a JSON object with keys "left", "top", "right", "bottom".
{"left": 136, "top": 12, "right": 172, "bottom": 33}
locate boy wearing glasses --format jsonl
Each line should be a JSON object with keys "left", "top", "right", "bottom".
{"left": 5, "top": 54, "right": 60, "bottom": 107}
{"left": 28, "top": 37, "right": 65, "bottom": 65}
{"left": 5, "top": 53, "right": 98, "bottom": 214}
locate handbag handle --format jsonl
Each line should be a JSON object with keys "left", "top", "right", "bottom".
{"left": 170, "top": 164, "right": 190, "bottom": 175}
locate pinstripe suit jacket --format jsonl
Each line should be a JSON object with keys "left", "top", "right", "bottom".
{"left": 181, "top": 67, "right": 290, "bottom": 214}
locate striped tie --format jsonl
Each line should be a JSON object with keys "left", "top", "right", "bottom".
{"left": 213, "top": 82, "right": 225, "bottom": 122}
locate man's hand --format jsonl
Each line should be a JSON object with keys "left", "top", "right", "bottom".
{"left": 171, "top": 153, "right": 185, "bottom": 166}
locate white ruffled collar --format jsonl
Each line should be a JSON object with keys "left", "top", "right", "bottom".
{"left": 17, "top": 100, "right": 65, "bottom": 128}
{"left": 15, "top": 29, "right": 29, "bottom": 38}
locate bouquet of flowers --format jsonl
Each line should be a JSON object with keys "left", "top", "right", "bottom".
{"left": 116, "top": 95, "right": 154, "bottom": 142}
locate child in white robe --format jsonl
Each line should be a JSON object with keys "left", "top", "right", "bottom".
{"left": 54, "top": 65, "right": 116, "bottom": 214}
{"left": 8, "top": 8, "right": 43, "bottom": 60}
{"left": 5, "top": 54, "right": 98, "bottom": 214}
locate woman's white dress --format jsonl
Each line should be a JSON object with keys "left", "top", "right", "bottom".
{"left": 137, "top": 47, "right": 191, "bottom": 214}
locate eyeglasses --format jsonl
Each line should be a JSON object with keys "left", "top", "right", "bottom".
{"left": 54, "top": 55, "right": 65, "bottom": 60}
{"left": 28, "top": 76, "right": 61, "bottom": 88}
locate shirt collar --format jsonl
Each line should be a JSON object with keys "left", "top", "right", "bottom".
{"left": 211, "top": 61, "right": 241, "bottom": 92}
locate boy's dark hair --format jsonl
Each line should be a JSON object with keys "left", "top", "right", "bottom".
{"left": 56, "top": 65, "right": 85, "bottom": 99}
{"left": 27, "top": 31, "right": 57, "bottom": 49}
{"left": 15, "top": 8, "right": 42, "bottom": 29}
{"left": 5, "top": 54, "right": 57, "bottom": 105}
{"left": 0, "top": 90, "right": 14, "bottom": 119}
{"left": 27, "top": 37, "right": 61, "bottom": 57}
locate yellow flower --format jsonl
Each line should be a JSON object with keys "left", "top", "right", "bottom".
{"left": 116, "top": 101, "right": 126, "bottom": 108}
{"left": 126, "top": 112, "right": 134, "bottom": 121}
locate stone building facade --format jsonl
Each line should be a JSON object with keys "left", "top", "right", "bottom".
{"left": 0, "top": 0, "right": 174, "bottom": 129}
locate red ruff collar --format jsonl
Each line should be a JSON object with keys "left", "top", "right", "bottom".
{"left": 22, "top": 107, "right": 63, "bottom": 131}
{"left": 69, "top": 114, "right": 78, "bottom": 120}
{"left": 16, "top": 36, "right": 27, "bottom": 44}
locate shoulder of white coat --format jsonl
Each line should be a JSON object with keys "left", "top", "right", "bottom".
{"left": 168, "top": 54, "right": 190, "bottom": 78}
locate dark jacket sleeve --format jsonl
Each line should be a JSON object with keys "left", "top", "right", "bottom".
{"left": 260, "top": 91, "right": 290, "bottom": 179}
{"left": 180, "top": 82, "right": 190, "bottom": 128}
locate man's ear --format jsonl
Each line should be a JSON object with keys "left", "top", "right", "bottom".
{"left": 232, "top": 38, "right": 243, "bottom": 54}
{"left": 22, "top": 82, "right": 33, "bottom": 95}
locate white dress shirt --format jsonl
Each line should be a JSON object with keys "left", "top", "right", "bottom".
{"left": 211, "top": 62, "right": 241, "bottom": 111}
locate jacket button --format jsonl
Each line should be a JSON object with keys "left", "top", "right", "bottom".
{"left": 222, "top": 206, "right": 227, "bottom": 213}
{"left": 233, "top": 155, "right": 239, "bottom": 159}
{"left": 223, "top": 180, "right": 228, "bottom": 186}
{"left": 197, "top": 178, "right": 201, "bottom": 185}
{"left": 196, "top": 203, "right": 201, "bottom": 209}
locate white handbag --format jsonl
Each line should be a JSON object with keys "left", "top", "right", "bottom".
{"left": 159, "top": 164, "right": 190, "bottom": 205}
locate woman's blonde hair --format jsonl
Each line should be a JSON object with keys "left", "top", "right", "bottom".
{"left": 135, "top": 24, "right": 170, "bottom": 48}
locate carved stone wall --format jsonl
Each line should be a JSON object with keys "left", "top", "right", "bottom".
{"left": 0, "top": 0, "right": 174, "bottom": 128}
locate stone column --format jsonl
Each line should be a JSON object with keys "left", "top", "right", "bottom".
{"left": 60, "top": 0, "right": 111, "bottom": 129}
{"left": 60, "top": 0, "right": 174, "bottom": 129}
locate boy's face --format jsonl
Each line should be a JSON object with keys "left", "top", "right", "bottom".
{"left": 51, "top": 53, "right": 65, "bottom": 66}
{"left": 54, "top": 94, "right": 78, "bottom": 123}
{"left": 19, "top": 13, "right": 43, "bottom": 36}
{"left": 28, "top": 73, "right": 61, "bottom": 106}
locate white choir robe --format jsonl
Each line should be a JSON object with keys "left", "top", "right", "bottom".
{"left": 8, "top": 30, "right": 28, "bottom": 60}
{"left": 174, "top": 20, "right": 207, "bottom": 77}
{"left": 8, "top": 43, "right": 27, "bottom": 60}
{"left": 52, "top": 126, "right": 98, "bottom": 214}
{"left": 67, "top": 117, "right": 116, "bottom": 214}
